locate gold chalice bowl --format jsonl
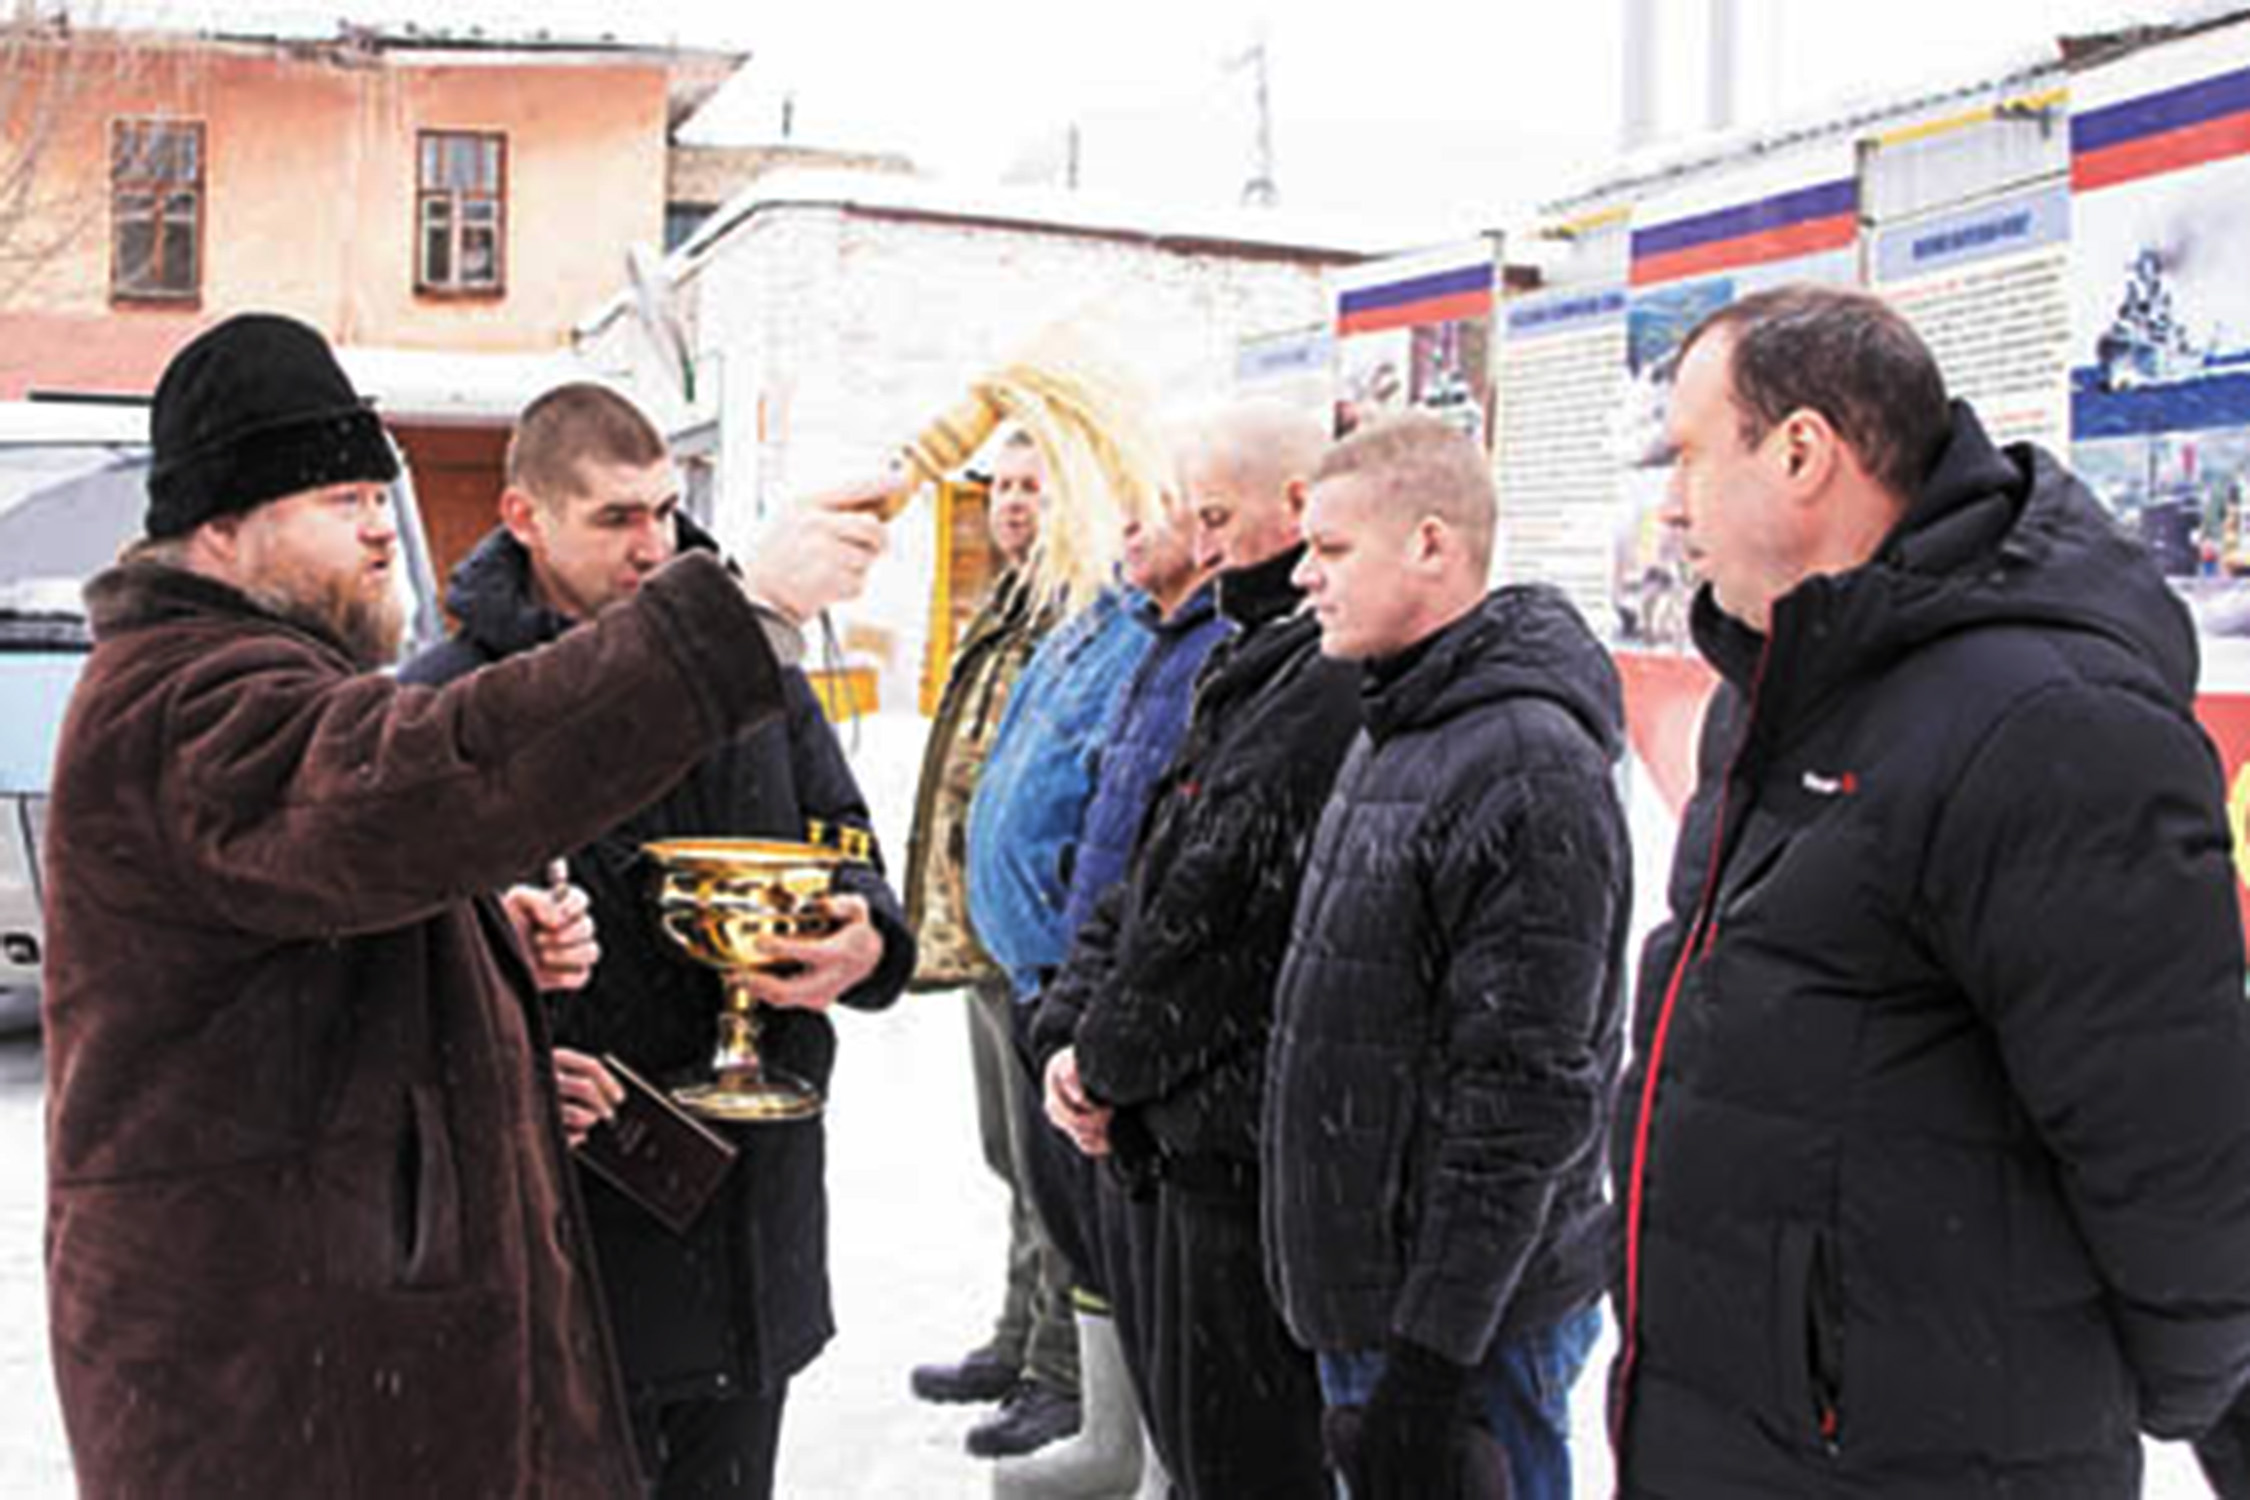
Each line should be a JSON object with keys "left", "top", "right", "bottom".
{"left": 645, "top": 837, "right": 848, "bottom": 1123}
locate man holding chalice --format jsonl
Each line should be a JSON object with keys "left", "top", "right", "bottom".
{"left": 404, "top": 383, "right": 916, "bottom": 1499}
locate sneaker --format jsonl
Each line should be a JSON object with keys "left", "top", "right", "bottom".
{"left": 966, "top": 1380, "right": 1083, "bottom": 1459}
{"left": 910, "top": 1347, "right": 1022, "bottom": 1405}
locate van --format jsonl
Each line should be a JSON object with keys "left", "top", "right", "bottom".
{"left": 0, "top": 400, "right": 443, "bottom": 1033}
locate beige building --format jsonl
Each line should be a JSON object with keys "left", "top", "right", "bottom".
{"left": 0, "top": 17, "right": 741, "bottom": 582}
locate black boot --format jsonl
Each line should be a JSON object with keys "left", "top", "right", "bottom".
{"left": 911, "top": 1347, "right": 1022, "bottom": 1405}
{"left": 966, "top": 1379, "right": 1082, "bottom": 1458}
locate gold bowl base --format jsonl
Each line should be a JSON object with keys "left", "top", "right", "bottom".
{"left": 672, "top": 1073, "right": 822, "bottom": 1124}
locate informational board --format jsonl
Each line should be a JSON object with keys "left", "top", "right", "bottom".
{"left": 2071, "top": 31, "right": 2250, "bottom": 642}
{"left": 2072, "top": 22, "right": 2250, "bottom": 944}
{"left": 1333, "top": 240, "right": 1498, "bottom": 445}
{"left": 1494, "top": 284, "right": 1628, "bottom": 628}
{"left": 1617, "top": 153, "right": 1862, "bottom": 649}
{"left": 1874, "top": 182, "right": 2073, "bottom": 452}
{"left": 1234, "top": 324, "right": 1335, "bottom": 420}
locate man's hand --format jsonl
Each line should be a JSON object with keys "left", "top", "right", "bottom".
{"left": 1045, "top": 1047, "right": 1113, "bottom": 1157}
{"left": 500, "top": 879, "right": 600, "bottom": 991}
{"left": 738, "top": 478, "right": 895, "bottom": 625}
{"left": 1345, "top": 1340, "right": 1480, "bottom": 1500}
{"left": 737, "top": 894, "right": 884, "bottom": 1013}
{"left": 553, "top": 1048, "right": 624, "bottom": 1149}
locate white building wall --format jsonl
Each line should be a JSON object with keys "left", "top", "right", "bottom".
{"left": 593, "top": 205, "right": 1345, "bottom": 709}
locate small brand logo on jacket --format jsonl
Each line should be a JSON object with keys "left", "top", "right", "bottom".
{"left": 1801, "top": 769, "right": 1859, "bottom": 797}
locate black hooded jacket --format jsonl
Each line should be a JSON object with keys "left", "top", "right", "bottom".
{"left": 1613, "top": 404, "right": 2250, "bottom": 1497}
{"left": 402, "top": 519, "right": 913, "bottom": 1404}
{"left": 1033, "top": 543, "right": 1362, "bottom": 1173}
{"left": 1262, "top": 586, "right": 1630, "bottom": 1368}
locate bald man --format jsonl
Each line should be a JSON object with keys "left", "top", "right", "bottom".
{"left": 1032, "top": 400, "right": 1350, "bottom": 1499}
{"left": 1264, "top": 413, "right": 1629, "bottom": 1500}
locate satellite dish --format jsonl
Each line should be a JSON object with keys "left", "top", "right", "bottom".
{"left": 626, "top": 243, "right": 696, "bottom": 406}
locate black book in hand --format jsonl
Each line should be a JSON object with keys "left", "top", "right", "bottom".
{"left": 575, "top": 1054, "right": 739, "bottom": 1236}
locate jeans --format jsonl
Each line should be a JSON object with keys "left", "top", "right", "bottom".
{"left": 1318, "top": 1302, "right": 1602, "bottom": 1500}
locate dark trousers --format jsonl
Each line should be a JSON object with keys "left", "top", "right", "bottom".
{"left": 1095, "top": 1167, "right": 1163, "bottom": 1423}
{"left": 1007, "top": 990, "right": 1105, "bottom": 1298}
{"left": 630, "top": 1384, "right": 788, "bottom": 1500}
{"left": 1126, "top": 1163, "right": 1329, "bottom": 1500}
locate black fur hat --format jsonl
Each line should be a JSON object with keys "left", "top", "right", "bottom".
{"left": 145, "top": 313, "right": 400, "bottom": 539}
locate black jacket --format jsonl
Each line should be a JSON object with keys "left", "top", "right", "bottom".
{"left": 1262, "top": 587, "right": 1629, "bottom": 1368}
{"left": 1034, "top": 544, "right": 1361, "bottom": 1173}
{"left": 403, "top": 521, "right": 913, "bottom": 1404}
{"left": 1614, "top": 404, "right": 2250, "bottom": 1497}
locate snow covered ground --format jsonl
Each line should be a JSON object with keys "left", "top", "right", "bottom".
{"left": 0, "top": 710, "right": 2220, "bottom": 1496}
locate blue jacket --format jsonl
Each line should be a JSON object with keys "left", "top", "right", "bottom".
{"left": 967, "top": 587, "right": 1152, "bottom": 991}
{"left": 1061, "top": 582, "right": 1229, "bottom": 937}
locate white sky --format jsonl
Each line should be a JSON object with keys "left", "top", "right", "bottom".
{"left": 154, "top": 0, "right": 2185, "bottom": 226}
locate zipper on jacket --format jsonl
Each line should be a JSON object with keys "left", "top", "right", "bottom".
{"left": 1810, "top": 1228, "right": 1844, "bottom": 1458}
{"left": 1611, "top": 633, "right": 1771, "bottom": 1488}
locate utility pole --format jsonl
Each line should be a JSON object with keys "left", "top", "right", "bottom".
{"left": 1229, "top": 33, "right": 1278, "bottom": 207}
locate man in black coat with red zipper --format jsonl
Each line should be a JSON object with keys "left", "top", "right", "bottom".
{"left": 1613, "top": 285, "right": 2250, "bottom": 1498}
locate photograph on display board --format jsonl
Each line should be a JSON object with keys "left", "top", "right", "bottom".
{"left": 1612, "top": 173, "right": 1861, "bottom": 651}
{"left": 1337, "top": 327, "right": 1414, "bottom": 437}
{"left": 1616, "top": 278, "right": 1732, "bottom": 649}
{"left": 1333, "top": 251, "right": 1494, "bottom": 443}
{"left": 2071, "top": 56, "right": 2250, "bottom": 633}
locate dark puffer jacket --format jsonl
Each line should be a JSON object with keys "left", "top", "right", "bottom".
{"left": 1262, "top": 586, "right": 1629, "bottom": 1369}
{"left": 1614, "top": 404, "right": 2250, "bottom": 1498}
{"left": 1034, "top": 544, "right": 1361, "bottom": 1170}
{"left": 404, "top": 521, "right": 913, "bottom": 1404}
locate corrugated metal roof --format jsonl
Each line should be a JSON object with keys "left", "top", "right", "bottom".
{"left": 1540, "top": 0, "right": 2250, "bottom": 218}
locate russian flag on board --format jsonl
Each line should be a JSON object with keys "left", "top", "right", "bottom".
{"left": 1336, "top": 261, "right": 1494, "bottom": 336}
{"left": 1629, "top": 179, "right": 1858, "bottom": 288}
{"left": 2073, "top": 63, "right": 2250, "bottom": 192}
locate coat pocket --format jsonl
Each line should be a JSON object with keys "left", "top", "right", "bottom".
{"left": 394, "top": 1085, "right": 464, "bottom": 1288}
{"left": 1776, "top": 1221, "right": 1845, "bottom": 1454}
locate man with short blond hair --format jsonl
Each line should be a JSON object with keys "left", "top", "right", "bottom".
{"left": 1267, "top": 413, "right": 1627, "bottom": 1500}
